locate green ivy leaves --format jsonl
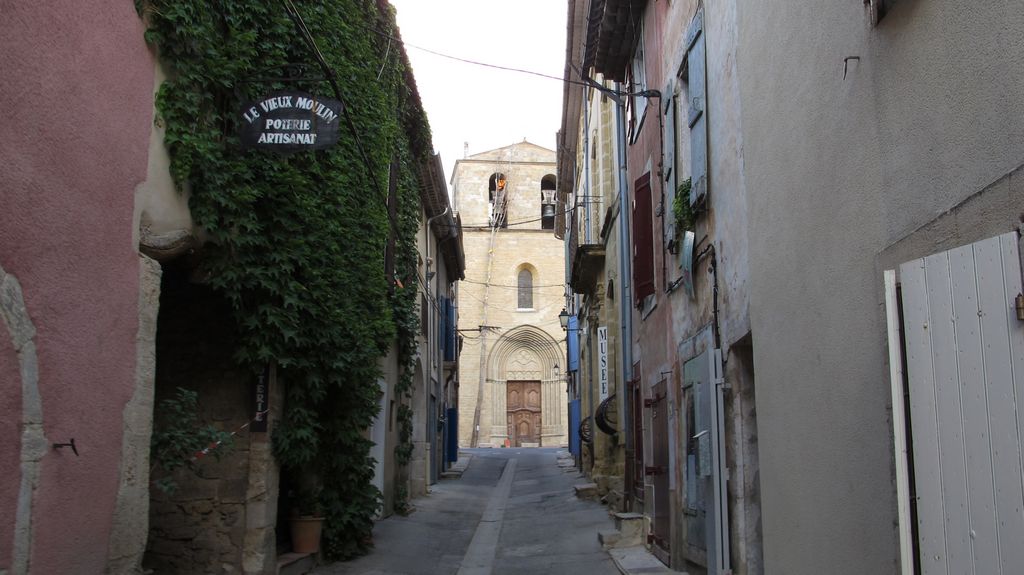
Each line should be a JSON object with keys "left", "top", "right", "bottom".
{"left": 141, "top": 0, "right": 430, "bottom": 560}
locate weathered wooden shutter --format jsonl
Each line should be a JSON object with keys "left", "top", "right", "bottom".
{"left": 567, "top": 316, "right": 580, "bottom": 372}
{"left": 663, "top": 78, "right": 678, "bottom": 244}
{"left": 686, "top": 10, "right": 708, "bottom": 207}
{"left": 895, "top": 233, "right": 1024, "bottom": 573}
{"left": 632, "top": 173, "right": 655, "bottom": 302}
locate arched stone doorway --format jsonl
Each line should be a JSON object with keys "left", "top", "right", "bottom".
{"left": 485, "top": 326, "right": 565, "bottom": 447}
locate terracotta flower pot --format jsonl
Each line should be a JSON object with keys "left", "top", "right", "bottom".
{"left": 289, "top": 516, "right": 325, "bottom": 554}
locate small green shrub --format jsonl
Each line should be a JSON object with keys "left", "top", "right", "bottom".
{"left": 673, "top": 178, "right": 694, "bottom": 234}
{"left": 150, "top": 387, "right": 234, "bottom": 495}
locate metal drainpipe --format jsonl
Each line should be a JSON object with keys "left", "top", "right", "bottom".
{"left": 586, "top": 314, "right": 595, "bottom": 466}
{"left": 614, "top": 82, "right": 634, "bottom": 456}
{"left": 582, "top": 87, "right": 594, "bottom": 462}
{"left": 583, "top": 86, "right": 592, "bottom": 244}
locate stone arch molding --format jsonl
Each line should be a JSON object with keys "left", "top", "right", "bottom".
{"left": 486, "top": 324, "right": 561, "bottom": 382}
{"left": 485, "top": 325, "right": 564, "bottom": 444}
{"left": 0, "top": 264, "right": 45, "bottom": 575}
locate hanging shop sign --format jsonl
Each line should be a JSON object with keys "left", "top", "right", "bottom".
{"left": 239, "top": 91, "right": 342, "bottom": 153}
{"left": 598, "top": 326, "right": 609, "bottom": 401}
{"left": 251, "top": 364, "right": 270, "bottom": 432}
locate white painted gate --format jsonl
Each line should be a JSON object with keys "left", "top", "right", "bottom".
{"left": 888, "top": 232, "right": 1024, "bottom": 574}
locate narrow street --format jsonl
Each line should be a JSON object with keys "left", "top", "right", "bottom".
{"left": 315, "top": 449, "right": 620, "bottom": 575}
{"left": 5, "top": 2, "right": 1023, "bottom": 574}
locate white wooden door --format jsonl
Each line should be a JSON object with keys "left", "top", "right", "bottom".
{"left": 892, "top": 232, "right": 1024, "bottom": 574}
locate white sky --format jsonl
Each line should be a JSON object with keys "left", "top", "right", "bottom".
{"left": 389, "top": 0, "right": 567, "bottom": 184}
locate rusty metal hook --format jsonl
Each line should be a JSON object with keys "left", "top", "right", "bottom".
{"left": 53, "top": 438, "right": 79, "bottom": 456}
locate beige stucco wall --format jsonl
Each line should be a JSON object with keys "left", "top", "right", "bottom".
{"left": 133, "top": 62, "right": 198, "bottom": 255}
{"left": 572, "top": 78, "right": 626, "bottom": 491}
{"left": 735, "top": 1, "right": 1024, "bottom": 573}
{"left": 454, "top": 143, "right": 568, "bottom": 448}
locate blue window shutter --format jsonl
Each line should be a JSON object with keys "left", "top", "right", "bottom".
{"left": 445, "top": 407, "right": 458, "bottom": 463}
{"left": 567, "top": 316, "right": 580, "bottom": 372}
{"left": 437, "top": 296, "right": 447, "bottom": 356}
{"left": 445, "top": 299, "right": 457, "bottom": 362}
{"left": 687, "top": 10, "right": 708, "bottom": 207}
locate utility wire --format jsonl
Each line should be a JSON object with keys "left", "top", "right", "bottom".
{"left": 461, "top": 204, "right": 577, "bottom": 229}
{"left": 358, "top": 22, "right": 655, "bottom": 98}
{"left": 462, "top": 279, "right": 564, "bottom": 289}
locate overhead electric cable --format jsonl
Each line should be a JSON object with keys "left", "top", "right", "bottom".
{"left": 358, "top": 23, "right": 657, "bottom": 98}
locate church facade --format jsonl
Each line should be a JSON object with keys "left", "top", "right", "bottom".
{"left": 453, "top": 142, "right": 568, "bottom": 448}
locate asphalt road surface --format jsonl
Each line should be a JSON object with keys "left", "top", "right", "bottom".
{"left": 315, "top": 448, "right": 620, "bottom": 575}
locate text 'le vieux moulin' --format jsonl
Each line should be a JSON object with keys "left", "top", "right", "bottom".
{"left": 243, "top": 95, "right": 339, "bottom": 145}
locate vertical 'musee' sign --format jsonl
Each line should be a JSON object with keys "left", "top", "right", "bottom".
{"left": 598, "top": 326, "right": 609, "bottom": 401}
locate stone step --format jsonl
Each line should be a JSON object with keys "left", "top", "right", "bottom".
{"left": 277, "top": 551, "right": 316, "bottom": 575}
{"left": 613, "top": 512, "right": 645, "bottom": 540}
{"left": 597, "top": 529, "right": 622, "bottom": 549}
{"left": 573, "top": 482, "right": 599, "bottom": 500}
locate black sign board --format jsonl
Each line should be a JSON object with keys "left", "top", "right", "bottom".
{"left": 252, "top": 364, "right": 270, "bottom": 432}
{"left": 240, "top": 91, "right": 342, "bottom": 153}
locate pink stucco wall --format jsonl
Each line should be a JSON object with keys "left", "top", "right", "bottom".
{"left": 0, "top": 3, "right": 155, "bottom": 573}
{"left": 0, "top": 331, "right": 19, "bottom": 568}
{"left": 627, "top": 0, "right": 674, "bottom": 383}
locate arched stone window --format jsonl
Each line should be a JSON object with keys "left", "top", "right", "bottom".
{"left": 517, "top": 268, "right": 533, "bottom": 309}
{"left": 540, "top": 174, "right": 556, "bottom": 230}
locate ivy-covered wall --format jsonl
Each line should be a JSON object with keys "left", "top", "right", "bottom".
{"left": 138, "top": 0, "right": 429, "bottom": 560}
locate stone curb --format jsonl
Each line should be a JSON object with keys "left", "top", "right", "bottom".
{"left": 440, "top": 451, "right": 473, "bottom": 479}
{"left": 608, "top": 546, "right": 688, "bottom": 575}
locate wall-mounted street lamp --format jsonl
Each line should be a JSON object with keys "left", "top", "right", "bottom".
{"left": 558, "top": 307, "right": 570, "bottom": 331}
{"left": 559, "top": 307, "right": 584, "bottom": 332}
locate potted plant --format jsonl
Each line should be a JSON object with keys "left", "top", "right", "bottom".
{"left": 288, "top": 484, "right": 325, "bottom": 554}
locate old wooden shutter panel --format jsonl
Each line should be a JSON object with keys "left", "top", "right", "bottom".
{"left": 567, "top": 316, "right": 580, "bottom": 372}
{"left": 663, "top": 78, "right": 677, "bottom": 244}
{"left": 632, "top": 173, "right": 655, "bottom": 302}
{"left": 686, "top": 10, "right": 708, "bottom": 207}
